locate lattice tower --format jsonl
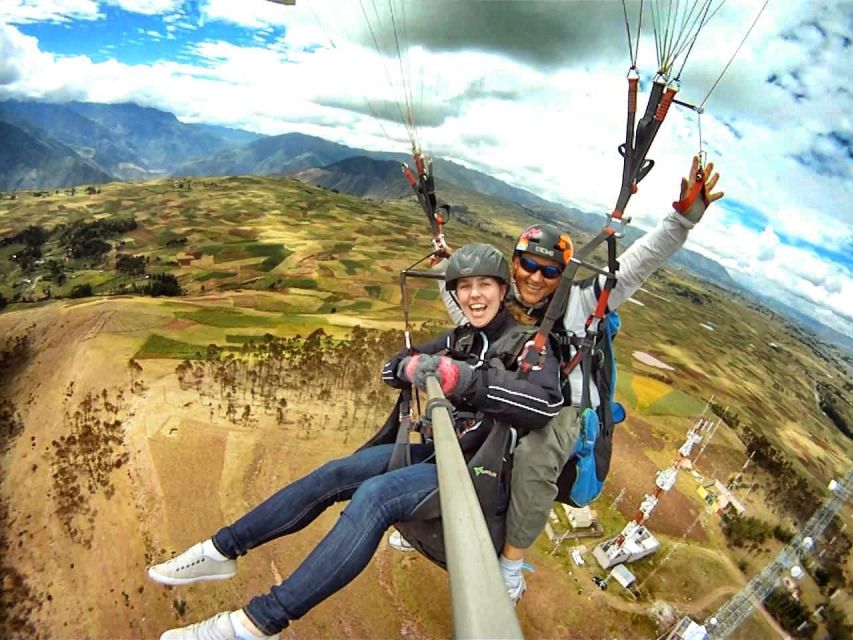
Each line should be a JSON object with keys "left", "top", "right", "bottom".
{"left": 704, "top": 468, "right": 852, "bottom": 639}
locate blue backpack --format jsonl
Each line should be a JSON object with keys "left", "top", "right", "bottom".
{"left": 556, "top": 311, "right": 626, "bottom": 507}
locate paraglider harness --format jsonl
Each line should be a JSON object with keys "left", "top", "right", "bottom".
{"left": 359, "top": 323, "right": 539, "bottom": 568}
{"left": 516, "top": 237, "right": 627, "bottom": 509}
{"left": 514, "top": 53, "right": 695, "bottom": 507}
{"left": 553, "top": 300, "right": 626, "bottom": 507}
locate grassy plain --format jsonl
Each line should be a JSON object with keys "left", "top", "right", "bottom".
{"left": 0, "top": 176, "right": 850, "bottom": 639}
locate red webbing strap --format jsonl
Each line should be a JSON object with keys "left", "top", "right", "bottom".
{"left": 562, "top": 233, "right": 618, "bottom": 377}
{"left": 562, "top": 288, "right": 613, "bottom": 377}
{"left": 654, "top": 86, "right": 677, "bottom": 122}
{"left": 673, "top": 167, "right": 706, "bottom": 213}
{"left": 402, "top": 163, "right": 417, "bottom": 188}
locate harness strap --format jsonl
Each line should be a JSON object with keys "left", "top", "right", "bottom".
{"left": 402, "top": 152, "right": 449, "bottom": 261}
{"left": 519, "top": 227, "right": 615, "bottom": 377}
{"left": 673, "top": 167, "right": 707, "bottom": 213}
{"left": 562, "top": 234, "right": 619, "bottom": 407}
{"left": 425, "top": 396, "right": 455, "bottom": 423}
{"left": 388, "top": 390, "right": 414, "bottom": 471}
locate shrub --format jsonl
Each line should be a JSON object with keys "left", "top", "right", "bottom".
{"left": 721, "top": 513, "right": 775, "bottom": 547}
{"left": 142, "top": 274, "right": 182, "bottom": 297}
{"left": 69, "top": 284, "right": 94, "bottom": 298}
{"left": 116, "top": 253, "right": 146, "bottom": 275}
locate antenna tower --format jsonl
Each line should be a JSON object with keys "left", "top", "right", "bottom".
{"left": 704, "top": 468, "right": 853, "bottom": 639}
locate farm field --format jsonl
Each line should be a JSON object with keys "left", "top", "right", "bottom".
{"left": 0, "top": 177, "right": 850, "bottom": 639}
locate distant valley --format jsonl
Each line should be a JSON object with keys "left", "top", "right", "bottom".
{"left": 0, "top": 99, "right": 847, "bottom": 352}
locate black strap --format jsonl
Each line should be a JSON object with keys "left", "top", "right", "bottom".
{"left": 388, "top": 389, "right": 414, "bottom": 471}
{"left": 425, "top": 396, "right": 455, "bottom": 423}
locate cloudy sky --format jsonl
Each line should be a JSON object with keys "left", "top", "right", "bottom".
{"left": 1, "top": 1, "right": 851, "bottom": 338}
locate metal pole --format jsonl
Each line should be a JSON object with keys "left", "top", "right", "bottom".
{"left": 425, "top": 375, "right": 524, "bottom": 640}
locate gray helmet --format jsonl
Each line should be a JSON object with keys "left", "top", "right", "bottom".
{"left": 514, "top": 223, "right": 573, "bottom": 266}
{"left": 444, "top": 243, "right": 510, "bottom": 292}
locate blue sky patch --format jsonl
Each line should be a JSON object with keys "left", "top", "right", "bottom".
{"left": 717, "top": 198, "right": 768, "bottom": 233}
{"left": 776, "top": 231, "right": 853, "bottom": 270}
{"left": 14, "top": 4, "right": 286, "bottom": 67}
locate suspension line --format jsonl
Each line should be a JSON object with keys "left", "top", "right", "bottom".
{"left": 699, "top": 0, "right": 770, "bottom": 109}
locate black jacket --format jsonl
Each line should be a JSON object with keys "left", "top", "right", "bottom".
{"left": 381, "top": 307, "right": 563, "bottom": 451}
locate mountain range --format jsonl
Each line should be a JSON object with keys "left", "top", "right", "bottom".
{"left": 3, "top": 98, "right": 844, "bottom": 349}
{"left": 0, "top": 100, "right": 261, "bottom": 184}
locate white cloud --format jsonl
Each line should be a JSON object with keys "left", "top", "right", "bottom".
{"left": 104, "top": 0, "right": 184, "bottom": 16}
{"left": 201, "top": 0, "right": 302, "bottom": 30}
{"left": 756, "top": 227, "right": 780, "bottom": 261}
{"left": 694, "top": 215, "right": 852, "bottom": 335}
{"left": 1, "top": 2, "right": 852, "bottom": 337}
{"left": 0, "top": 0, "right": 102, "bottom": 24}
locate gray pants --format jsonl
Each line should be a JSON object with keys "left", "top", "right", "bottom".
{"left": 505, "top": 406, "right": 581, "bottom": 549}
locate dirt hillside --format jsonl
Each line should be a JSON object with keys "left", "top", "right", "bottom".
{"left": 1, "top": 292, "right": 848, "bottom": 640}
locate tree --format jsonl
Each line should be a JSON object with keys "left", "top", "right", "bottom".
{"left": 17, "top": 225, "right": 50, "bottom": 247}
{"left": 175, "top": 362, "right": 189, "bottom": 388}
{"left": 116, "top": 253, "right": 146, "bottom": 276}
{"left": 46, "top": 259, "right": 66, "bottom": 285}
{"left": 69, "top": 283, "right": 94, "bottom": 299}
{"left": 143, "top": 273, "right": 182, "bottom": 297}
{"left": 127, "top": 358, "right": 143, "bottom": 390}
{"left": 763, "top": 588, "right": 813, "bottom": 638}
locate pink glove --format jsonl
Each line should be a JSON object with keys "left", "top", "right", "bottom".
{"left": 433, "top": 356, "right": 462, "bottom": 395}
{"left": 400, "top": 354, "right": 473, "bottom": 396}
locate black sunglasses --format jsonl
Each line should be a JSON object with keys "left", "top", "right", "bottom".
{"left": 518, "top": 256, "right": 563, "bottom": 279}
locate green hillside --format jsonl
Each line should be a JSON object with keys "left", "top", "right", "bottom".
{"left": 1, "top": 175, "right": 851, "bottom": 639}
{"left": 1, "top": 175, "right": 848, "bottom": 493}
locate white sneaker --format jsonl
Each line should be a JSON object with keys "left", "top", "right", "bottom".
{"left": 148, "top": 542, "right": 237, "bottom": 586}
{"left": 388, "top": 529, "right": 416, "bottom": 552}
{"left": 160, "top": 611, "right": 280, "bottom": 640}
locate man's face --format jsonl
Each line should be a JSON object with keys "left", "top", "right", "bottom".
{"left": 512, "top": 253, "right": 562, "bottom": 306}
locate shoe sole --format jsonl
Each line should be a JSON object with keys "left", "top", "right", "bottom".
{"left": 147, "top": 566, "right": 237, "bottom": 586}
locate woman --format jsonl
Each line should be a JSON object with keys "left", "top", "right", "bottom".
{"left": 148, "top": 242, "right": 563, "bottom": 640}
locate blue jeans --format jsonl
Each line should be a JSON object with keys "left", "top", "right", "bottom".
{"left": 212, "top": 443, "right": 436, "bottom": 635}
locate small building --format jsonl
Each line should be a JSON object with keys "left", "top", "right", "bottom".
{"left": 563, "top": 504, "right": 597, "bottom": 529}
{"left": 593, "top": 526, "right": 661, "bottom": 568}
{"left": 571, "top": 549, "right": 585, "bottom": 566}
{"left": 609, "top": 564, "right": 636, "bottom": 590}
{"left": 697, "top": 480, "right": 746, "bottom": 516}
{"left": 666, "top": 616, "right": 708, "bottom": 640}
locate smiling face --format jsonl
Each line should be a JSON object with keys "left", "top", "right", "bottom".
{"left": 512, "top": 253, "right": 563, "bottom": 306}
{"left": 454, "top": 276, "right": 508, "bottom": 327}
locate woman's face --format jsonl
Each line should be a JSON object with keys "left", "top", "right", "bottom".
{"left": 455, "top": 276, "right": 507, "bottom": 327}
{"left": 512, "top": 253, "right": 563, "bottom": 306}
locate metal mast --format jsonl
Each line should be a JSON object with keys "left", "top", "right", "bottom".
{"left": 704, "top": 468, "right": 852, "bottom": 639}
